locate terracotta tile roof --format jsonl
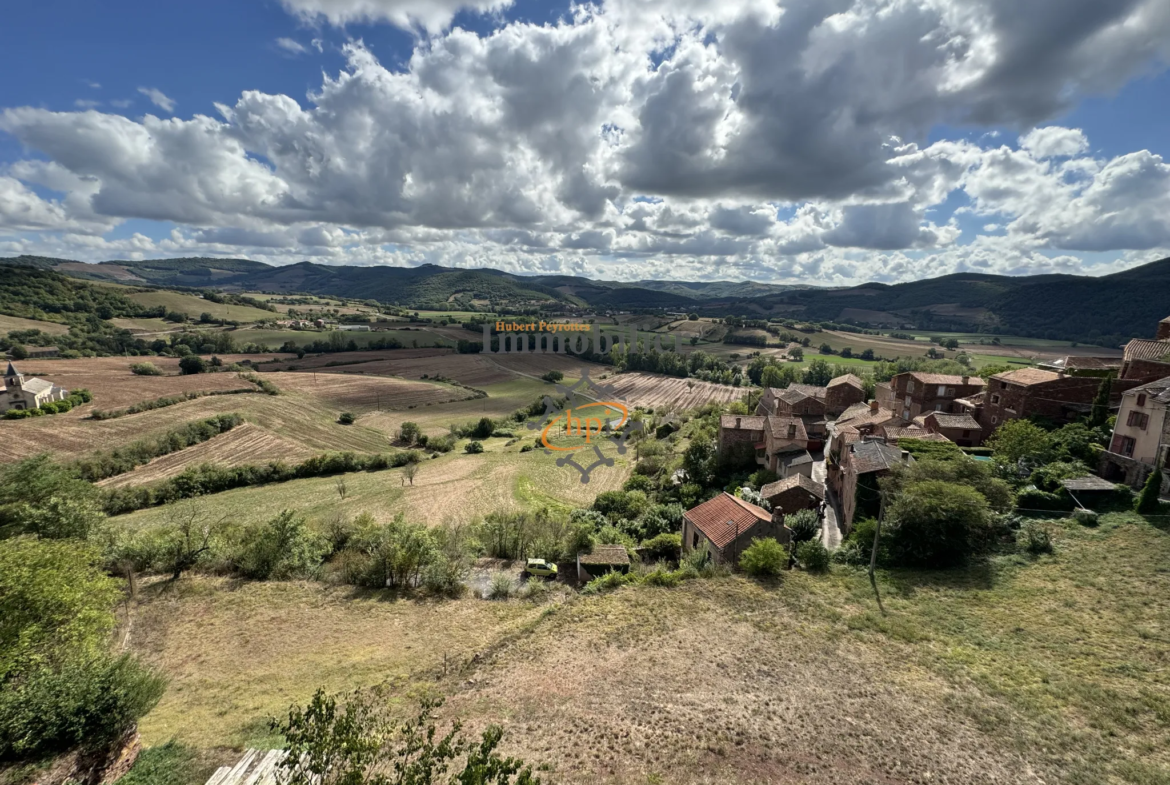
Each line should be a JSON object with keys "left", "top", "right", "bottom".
{"left": 578, "top": 544, "right": 631, "bottom": 566}
{"left": 907, "top": 372, "right": 983, "bottom": 386}
{"left": 849, "top": 439, "right": 906, "bottom": 474}
{"left": 927, "top": 412, "right": 981, "bottom": 430}
{"left": 1044, "top": 356, "right": 1123, "bottom": 371}
{"left": 835, "top": 402, "right": 873, "bottom": 423}
{"left": 827, "top": 373, "right": 864, "bottom": 389}
{"left": 881, "top": 426, "right": 930, "bottom": 440}
{"left": 719, "top": 415, "right": 767, "bottom": 431}
{"left": 990, "top": 368, "right": 1064, "bottom": 386}
{"left": 1123, "top": 339, "right": 1170, "bottom": 364}
{"left": 761, "top": 474, "right": 824, "bottom": 501}
{"left": 778, "top": 387, "right": 824, "bottom": 406}
{"left": 684, "top": 493, "right": 772, "bottom": 549}
{"left": 766, "top": 416, "right": 808, "bottom": 442}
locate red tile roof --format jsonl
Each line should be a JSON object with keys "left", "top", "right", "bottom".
{"left": 906, "top": 372, "right": 983, "bottom": 386}
{"left": 766, "top": 416, "right": 808, "bottom": 442}
{"left": 1123, "top": 339, "right": 1170, "bottom": 364}
{"left": 683, "top": 493, "right": 771, "bottom": 549}
{"left": 990, "top": 368, "right": 1064, "bottom": 386}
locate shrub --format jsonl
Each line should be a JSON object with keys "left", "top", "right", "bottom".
{"left": 831, "top": 540, "right": 867, "bottom": 566}
{"left": 785, "top": 509, "right": 820, "bottom": 543}
{"left": 1072, "top": 508, "right": 1100, "bottom": 527}
{"left": 640, "top": 532, "right": 681, "bottom": 562}
{"left": 739, "top": 537, "right": 787, "bottom": 577}
{"left": 464, "top": 440, "right": 484, "bottom": 454}
{"left": 130, "top": 362, "right": 163, "bottom": 376}
{"left": 795, "top": 539, "right": 830, "bottom": 572}
{"left": 1017, "top": 521, "right": 1054, "bottom": 555}
{"left": 473, "top": 417, "right": 495, "bottom": 439}
{"left": 1016, "top": 487, "right": 1075, "bottom": 512}
{"left": 885, "top": 480, "right": 992, "bottom": 568}
{"left": 641, "top": 565, "right": 681, "bottom": 587}
{"left": 593, "top": 490, "right": 649, "bottom": 520}
{"left": 488, "top": 571, "right": 514, "bottom": 600}
{"left": 1136, "top": 468, "right": 1162, "bottom": 514}
{"left": 581, "top": 569, "right": 631, "bottom": 594}
{"left": 0, "top": 654, "right": 166, "bottom": 760}
{"left": 338, "top": 412, "right": 356, "bottom": 425}
{"left": 540, "top": 370, "right": 563, "bottom": 383}
{"left": 398, "top": 421, "right": 422, "bottom": 445}
{"left": 236, "top": 511, "right": 328, "bottom": 580}
{"left": 177, "top": 355, "right": 205, "bottom": 375}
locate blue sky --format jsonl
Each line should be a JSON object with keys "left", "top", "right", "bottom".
{"left": 1, "top": 0, "right": 1168, "bottom": 285}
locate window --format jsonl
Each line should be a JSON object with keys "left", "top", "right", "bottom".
{"left": 935, "top": 403, "right": 944, "bottom": 411}
{"left": 991, "top": 415, "right": 998, "bottom": 424}
{"left": 1000, "top": 381, "right": 1007, "bottom": 389}
{"left": 692, "top": 532, "right": 700, "bottom": 549}
{"left": 991, "top": 394, "right": 1001, "bottom": 404}
{"left": 937, "top": 385, "right": 947, "bottom": 396}
{"left": 907, "top": 380, "right": 915, "bottom": 393}
{"left": 1127, "top": 411, "right": 1150, "bottom": 429}
{"left": 946, "top": 387, "right": 955, "bottom": 397}
{"left": 1137, "top": 394, "right": 1147, "bottom": 407}
{"left": 1119, "top": 436, "right": 1136, "bottom": 457}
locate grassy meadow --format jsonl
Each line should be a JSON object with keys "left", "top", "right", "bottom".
{"left": 122, "top": 510, "right": 1170, "bottom": 784}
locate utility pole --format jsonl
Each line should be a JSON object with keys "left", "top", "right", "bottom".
{"left": 868, "top": 488, "right": 887, "bottom": 615}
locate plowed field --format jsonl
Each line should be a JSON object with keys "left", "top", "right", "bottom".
{"left": 602, "top": 372, "right": 748, "bottom": 410}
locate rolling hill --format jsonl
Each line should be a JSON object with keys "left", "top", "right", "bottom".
{"left": 3, "top": 254, "right": 1168, "bottom": 346}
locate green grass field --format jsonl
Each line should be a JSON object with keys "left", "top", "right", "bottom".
{"left": 0, "top": 313, "right": 70, "bottom": 335}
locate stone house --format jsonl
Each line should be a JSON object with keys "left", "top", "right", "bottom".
{"left": 923, "top": 412, "right": 983, "bottom": 447}
{"left": 876, "top": 372, "right": 985, "bottom": 423}
{"left": 1100, "top": 377, "right": 1170, "bottom": 493}
{"left": 0, "top": 362, "right": 68, "bottom": 413}
{"left": 681, "top": 492, "right": 791, "bottom": 566}
{"left": 763, "top": 416, "right": 809, "bottom": 474}
{"left": 978, "top": 368, "right": 1121, "bottom": 434}
{"left": 717, "top": 415, "right": 767, "bottom": 466}
{"left": 824, "top": 374, "right": 866, "bottom": 415}
{"left": 761, "top": 474, "right": 824, "bottom": 517}
{"left": 757, "top": 383, "right": 826, "bottom": 417}
{"left": 832, "top": 437, "right": 912, "bottom": 532}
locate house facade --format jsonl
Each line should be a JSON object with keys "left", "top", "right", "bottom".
{"left": 830, "top": 437, "right": 912, "bottom": 532}
{"left": 0, "top": 363, "right": 68, "bottom": 413}
{"left": 681, "top": 492, "right": 792, "bottom": 565}
{"left": 979, "top": 368, "right": 1108, "bottom": 433}
{"left": 876, "top": 373, "right": 984, "bottom": 423}
{"left": 824, "top": 374, "right": 866, "bottom": 415}
{"left": 1099, "top": 377, "right": 1170, "bottom": 492}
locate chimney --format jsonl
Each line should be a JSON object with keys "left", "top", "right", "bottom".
{"left": 736, "top": 417, "right": 742, "bottom": 428}
{"left": 787, "top": 423, "right": 796, "bottom": 439}
{"left": 869, "top": 400, "right": 879, "bottom": 413}
{"left": 961, "top": 375, "right": 969, "bottom": 385}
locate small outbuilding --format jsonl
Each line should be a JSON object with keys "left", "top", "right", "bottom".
{"left": 577, "top": 545, "right": 631, "bottom": 581}
{"left": 760, "top": 474, "right": 825, "bottom": 516}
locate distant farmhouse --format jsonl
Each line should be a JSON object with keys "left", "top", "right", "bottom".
{"left": 1, "top": 363, "right": 69, "bottom": 413}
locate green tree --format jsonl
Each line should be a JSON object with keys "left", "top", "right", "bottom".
{"left": 473, "top": 417, "right": 495, "bottom": 439}
{"left": 802, "top": 359, "right": 833, "bottom": 386}
{"left": 398, "top": 421, "right": 422, "bottom": 445}
{"left": 885, "top": 480, "right": 992, "bottom": 567}
{"left": 739, "top": 537, "right": 787, "bottom": 577}
{"left": 273, "top": 690, "right": 538, "bottom": 785}
{"left": 465, "top": 441, "right": 484, "bottom": 454}
{"left": 987, "top": 419, "right": 1052, "bottom": 468}
{"left": 760, "top": 364, "right": 786, "bottom": 389}
{"left": 1136, "top": 466, "right": 1163, "bottom": 514}
{"left": 238, "top": 511, "right": 329, "bottom": 580}
{"left": 0, "top": 455, "right": 105, "bottom": 540}
{"left": 178, "top": 355, "right": 205, "bottom": 375}
{"left": 683, "top": 436, "right": 716, "bottom": 487}
{"left": 784, "top": 509, "right": 820, "bottom": 543}
{"left": 1089, "top": 374, "right": 1113, "bottom": 428}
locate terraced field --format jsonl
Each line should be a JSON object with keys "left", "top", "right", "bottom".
{"left": 603, "top": 372, "right": 748, "bottom": 410}
{"left": 97, "top": 423, "right": 314, "bottom": 488}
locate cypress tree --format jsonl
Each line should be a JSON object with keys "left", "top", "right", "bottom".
{"left": 1135, "top": 465, "right": 1163, "bottom": 514}
{"left": 1089, "top": 373, "right": 1113, "bottom": 428}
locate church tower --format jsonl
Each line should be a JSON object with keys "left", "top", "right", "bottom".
{"left": 4, "top": 362, "right": 24, "bottom": 391}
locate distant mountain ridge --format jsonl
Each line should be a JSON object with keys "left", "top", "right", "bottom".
{"left": 3, "top": 254, "right": 1168, "bottom": 345}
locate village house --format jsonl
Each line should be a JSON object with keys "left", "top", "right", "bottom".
{"left": 763, "top": 416, "right": 809, "bottom": 475}
{"left": 716, "top": 413, "right": 810, "bottom": 476}
{"left": 576, "top": 545, "right": 631, "bottom": 582}
{"left": 681, "top": 492, "right": 792, "bottom": 565}
{"left": 760, "top": 474, "right": 824, "bottom": 517}
{"left": 875, "top": 372, "right": 985, "bottom": 423}
{"left": 923, "top": 411, "right": 983, "bottom": 447}
{"left": 0, "top": 362, "right": 69, "bottom": 413}
{"left": 824, "top": 374, "right": 867, "bottom": 414}
{"left": 978, "top": 368, "right": 1117, "bottom": 433}
{"left": 1099, "top": 377, "right": 1170, "bottom": 493}
{"left": 829, "top": 437, "right": 912, "bottom": 532}
{"left": 717, "top": 415, "right": 766, "bottom": 464}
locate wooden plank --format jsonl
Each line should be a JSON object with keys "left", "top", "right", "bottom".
{"left": 204, "top": 766, "right": 232, "bottom": 785}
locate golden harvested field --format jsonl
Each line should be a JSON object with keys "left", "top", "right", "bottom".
{"left": 274, "top": 372, "right": 479, "bottom": 413}
{"left": 602, "top": 372, "right": 748, "bottom": 410}
{"left": 97, "top": 423, "right": 314, "bottom": 488}
{"left": 0, "top": 313, "right": 70, "bottom": 334}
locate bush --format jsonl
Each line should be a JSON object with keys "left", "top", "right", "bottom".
{"left": 0, "top": 654, "right": 166, "bottom": 760}
{"left": 784, "top": 509, "right": 820, "bottom": 543}
{"left": 795, "top": 539, "right": 830, "bottom": 572}
{"left": 641, "top": 565, "right": 682, "bottom": 587}
{"left": 472, "top": 417, "right": 495, "bottom": 439}
{"left": 177, "top": 356, "right": 205, "bottom": 375}
{"left": 593, "top": 490, "right": 648, "bottom": 520}
{"left": 540, "top": 370, "right": 563, "bottom": 383}
{"left": 338, "top": 412, "right": 356, "bottom": 425}
{"left": 236, "top": 511, "right": 328, "bottom": 580}
{"left": 885, "top": 480, "right": 992, "bottom": 568}
{"left": 739, "top": 537, "right": 787, "bottom": 577}
{"left": 1017, "top": 521, "right": 1054, "bottom": 555}
{"left": 1136, "top": 468, "right": 1163, "bottom": 514}
{"left": 488, "top": 571, "right": 514, "bottom": 600}
{"left": 464, "top": 440, "right": 484, "bottom": 454}
{"left": 640, "top": 532, "right": 681, "bottom": 562}
{"left": 581, "top": 569, "right": 631, "bottom": 594}
{"left": 129, "top": 362, "right": 162, "bottom": 376}
{"left": 1016, "top": 487, "right": 1075, "bottom": 512}
{"left": 1072, "top": 508, "right": 1100, "bottom": 527}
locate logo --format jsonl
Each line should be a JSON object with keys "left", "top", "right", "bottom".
{"left": 526, "top": 369, "right": 643, "bottom": 484}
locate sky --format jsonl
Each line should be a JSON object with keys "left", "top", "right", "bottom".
{"left": 1, "top": 0, "right": 1169, "bottom": 287}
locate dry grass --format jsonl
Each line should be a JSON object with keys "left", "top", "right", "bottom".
{"left": 602, "top": 372, "right": 748, "bottom": 410}
{"left": 123, "top": 513, "right": 1169, "bottom": 785}
{"left": 274, "top": 372, "right": 478, "bottom": 413}
{"left": 0, "top": 313, "right": 70, "bottom": 334}
{"left": 97, "top": 424, "right": 314, "bottom": 488}
{"left": 126, "top": 577, "right": 542, "bottom": 749}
